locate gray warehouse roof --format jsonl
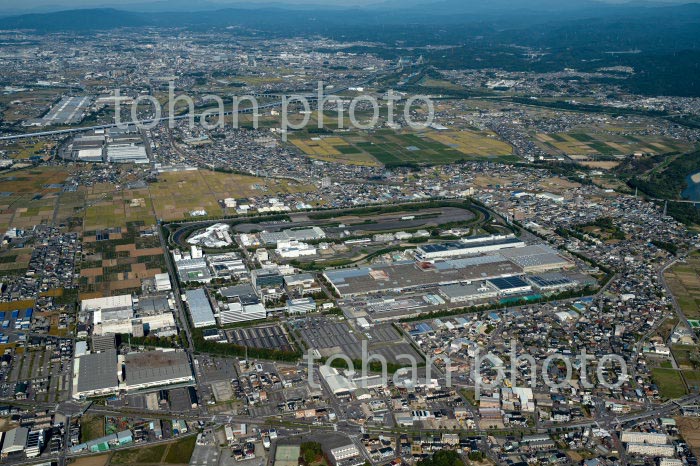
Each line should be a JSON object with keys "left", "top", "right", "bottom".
{"left": 76, "top": 349, "right": 118, "bottom": 394}
{"left": 440, "top": 282, "right": 497, "bottom": 300}
{"left": 124, "top": 351, "right": 193, "bottom": 387}
{"left": 220, "top": 283, "right": 259, "bottom": 305}
{"left": 1, "top": 427, "right": 28, "bottom": 454}
{"left": 185, "top": 289, "right": 216, "bottom": 327}
{"left": 498, "top": 244, "right": 571, "bottom": 269}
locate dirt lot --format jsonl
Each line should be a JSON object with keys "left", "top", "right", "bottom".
{"left": 578, "top": 161, "right": 621, "bottom": 170}
{"left": 70, "top": 454, "right": 110, "bottom": 466}
{"left": 676, "top": 417, "right": 700, "bottom": 456}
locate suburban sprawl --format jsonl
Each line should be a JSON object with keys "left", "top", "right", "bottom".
{"left": 1, "top": 7, "right": 700, "bottom": 466}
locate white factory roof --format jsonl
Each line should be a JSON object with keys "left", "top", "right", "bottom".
{"left": 319, "top": 365, "right": 356, "bottom": 394}
{"left": 155, "top": 273, "right": 172, "bottom": 291}
{"left": 81, "top": 294, "right": 133, "bottom": 313}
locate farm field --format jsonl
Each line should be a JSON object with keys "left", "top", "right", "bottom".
{"left": 682, "top": 370, "right": 700, "bottom": 392}
{"left": 70, "top": 454, "right": 110, "bottom": 466}
{"left": 0, "top": 166, "right": 71, "bottom": 230}
{"left": 576, "top": 161, "right": 621, "bottom": 170}
{"left": 289, "top": 136, "right": 380, "bottom": 166}
{"left": 425, "top": 130, "right": 514, "bottom": 158}
{"left": 147, "top": 169, "right": 316, "bottom": 221}
{"left": 0, "top": 140, "right": 55, "bottom": 160}
{"left": 0, "top": 300, "right": 35, "bottom": 313}
{"left": 0, "top": 88, "right": 64, "bottom": 124}
{"left": 0, "top": 247, "right": 33, "bottom": 275}
{"left": 535, "top": 131, "right": 693, "bottom": 157}
{"left": 676, "top": 417, "right": 700, "bottom": 457}
{"left": 80, "top": 414, "right": 106, "bottom": 442}
{"left": 671, "top": 345, "right": 700, "bottom": 370}
{"left": 162, "top": 435, "right": 197, "bottom": 464}
{"left": 80, "top": 223, "right": 166, "bottom": 298}
{"left": 111, "top": 444, "right": 169, "bottom": 465}
{"left": 291, "top": 129, "right": 514, "bottom": 167}
{"left": 664, "top": 251, "right": 700, "bottom": 319}
{"left": 107, "top": 435, "right": 196, "bottom": 466}
{"left": 652, "top": 368, "right": 688, "bottom": 399}
{"left": 84, "top": 188, "right": 157, "bottom": 231}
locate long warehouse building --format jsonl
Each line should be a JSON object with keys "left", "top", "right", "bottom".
{"left": 325, "top": 243, "right": 572, "bottom": 298}
{"left": 416, "top": 235, "right": 525, "bottom": 260}
{"left": 123, "top": 350, "right": 194, "bottom": 391}
{"left": 185, "top": 289, "right": 216, "bottom": 328}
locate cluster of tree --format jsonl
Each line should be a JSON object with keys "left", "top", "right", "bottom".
{"left": 627, "top": 150, "right": 700, "bottom": 225}
{"left": 614, "top": 152, "right": 672, "bottom": 175}
{"left": 574, "top": 217, "right": 626, "bottom": 240}
{"left": 307, "top": 128, "right": 333, "bottom": 134}
{"left": 417, "top": 450, "right": 465, "bottom": 466}
{"left": 119, "top": 333, "right": 180, "bottom": 349}
{"left": 651, "top": 240, "right": 678, "bottom": 256}
{"left": 299, "top": 442, "right": 323, "bottom": 465}
{"left": 317, "top": 275, "right": 340, "bottom": 298}
{"left": 323, "top": 356, "right": 424, "bottom": 374}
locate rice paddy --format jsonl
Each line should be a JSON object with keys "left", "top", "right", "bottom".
{"left": 664, "top": 251, "right": 700, "bottom": 319}
{"left": 536, "top": 131, "right": 693, "bottom": 157}
{"left": 290, "top": 129, "right": 515, "bottom": 167}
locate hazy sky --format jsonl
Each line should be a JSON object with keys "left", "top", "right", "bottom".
{"left": 0, "top": 0, "right": 691, "bottom": 14}
{"left": 0, "top": 0, "right": 382, "bottom": 10}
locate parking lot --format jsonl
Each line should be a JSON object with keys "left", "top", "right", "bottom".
{"left": 1, "top": 342, "right": 72, "bottom": 403}
{"left": 293, "top": 317, "right": 360, "bottom": 357}
{"left": 198, "top": 356, "right": 240, "bottom": 384}
{"left": 366, "top": 324, "right": 401, "bottom": 342}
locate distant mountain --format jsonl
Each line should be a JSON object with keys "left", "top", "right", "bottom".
{"left": 0, "top": 8, "right": 150, "bottom": 30}
{"left": 0, "top": 1, "right": 699, "bottom": 31}
{"left": 0, "top": 1, "right": 698, "bottom": 96}
{"left": 373, "top": 0, "right": 603, "bottom": 13}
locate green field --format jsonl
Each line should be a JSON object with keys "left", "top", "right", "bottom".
{"left": 0, "top": 167, "right": 71, "bottom": 230}
{"left": 665, "top": 252, "right": 700, "bottom": 319}
{"left": 148, "top": 169, "right": 316, "bottom": 221}
{"left": 536, "top": 131, "right": 693, "bottom": 157}
{"left": 672, "top": 345, "right": 700, "bottom": 370}
{"left": 292, "top": 130, "right": 514, "bottom": 167}
{"left": 683, "top": 370, "right": 700, "bottom": 392}
{"left": 109, "top": 435, "right": 196, "bottom": 465}
{"left": 84, "top": 190, "right": 157, "bottom": 231}
{"left": 361, "top": 131, "right": 509, "bottom": 166}
{"left": 163, "top": 435, "right": 197, "bottom": 464}
{"left": 111, "top": 444, "right": 168, "bottom": 464}
{"left": 652, "top": 368, "right": 688, "bottom": 399}
{"left": 80, "top": 415, "right": 105, "bottom": 442}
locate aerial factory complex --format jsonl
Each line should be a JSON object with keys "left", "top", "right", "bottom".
{"left": 1, "top": 2, "right": 700, "bottom": 466}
